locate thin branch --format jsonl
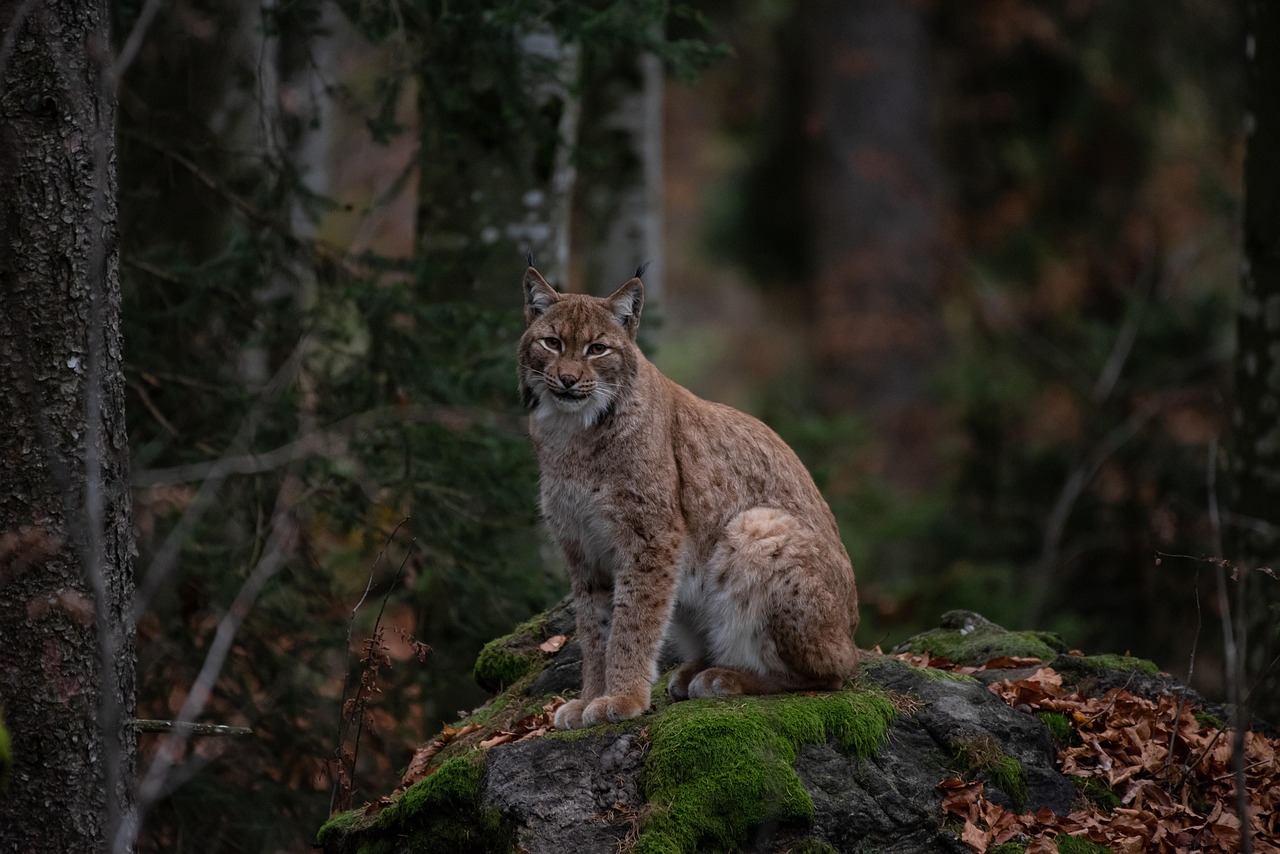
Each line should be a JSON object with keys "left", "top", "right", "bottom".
{"left": 133, "top": 720, "right": 253, "bottom": 737}
{"left": 1164, "top": 561, "right": 1202, "bottom": 783}
{"left": 122, "top": 255, "right": 188, "bottom": 288}
{"left": 119, "top": 489, "right": 298, "bottom": 852}
{"left": 329, "top": 521, "right": 413, "bottom": 814}
{"left": 124, "top": 133, "right": 364, "bottom": 278}
{"left": 1025, "top": 389, "right": 1205, "bottom": 624}
{"left": 130, "top": 340, "right": 305, "bottom": 621}
{"left": 112, "top": 0, "right": 162, "bottom": 80}
{"left": 126, "top": 377, "right": 180, "bottom": 438}
{"left": 130, "top": 404, "right": 518, "bottom": 493}
{"left": 347, "top": 542, "right": 417, "bottom": 807}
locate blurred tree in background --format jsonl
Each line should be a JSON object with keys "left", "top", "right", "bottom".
{"left": 670, "top": 0, "right": 1255, "bottom": 700}
{"left": 114, "top": 0, "right": 714, "bottom": 849}
{"left": 56, "top": 0, "right": 1270, "bottom": 849}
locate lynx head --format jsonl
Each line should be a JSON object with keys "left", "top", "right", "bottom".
{"left": 518, "top": 265, "right": 644, "bottom": 428}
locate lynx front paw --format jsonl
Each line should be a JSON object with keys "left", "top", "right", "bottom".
{"left": 579, "top": 693, "right": 649, "bottom": 727}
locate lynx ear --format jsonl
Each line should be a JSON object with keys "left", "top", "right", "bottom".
{"left": 524, "top": 266, "right": 559, "bottom": 324}
{"left": 607, "top": 277, "right": 644, "bottom": 337}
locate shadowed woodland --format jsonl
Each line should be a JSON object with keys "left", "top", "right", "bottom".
{"left": 0, "top": 0, "right": 1277, "bottom": 851}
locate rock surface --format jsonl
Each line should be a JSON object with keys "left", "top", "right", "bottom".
{"left": 315, "top": 605, "right": 1234, "bottom": 853}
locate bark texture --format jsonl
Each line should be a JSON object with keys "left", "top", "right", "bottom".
{"left": 1234, "top": 0, "right": 1280, "bottom": 716}
{"left": 0, "top": 1, "right": 136, "bottom": 849}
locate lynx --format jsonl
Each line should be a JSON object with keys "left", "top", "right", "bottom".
{"left": 518, "top": 264, "right": 860, "bottom": 731}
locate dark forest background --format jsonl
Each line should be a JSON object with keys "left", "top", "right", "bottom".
{"left": 88, "top": 0, "right": 1272, "bottom": 849}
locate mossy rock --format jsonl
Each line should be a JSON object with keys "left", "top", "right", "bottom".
{"left": 472, "top": 612, "right": 551, "bottom": 692}
{"left": 317, "top": 753, "right": 513, "bottom": 854}
{"left": 950, "top": 734, "right": 1029, "bottom": 812}
{"left": 472, "top": 602, "right": 576, "bottom": 693}
{"left": 1052, "top": 653, "right": 1160, "bottom": 678}
{"left": 635, "top": 688, "right": 897, "bottom": 853}
{"left": 318, "top": 605, "right": 1133, "bottom": 853}
{"left": 893, "top": 610, "right": 1068, "bottom": 665}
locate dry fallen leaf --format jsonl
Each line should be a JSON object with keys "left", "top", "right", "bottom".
{"left": 538, "top": 634, "right": 567, "bottom": 653}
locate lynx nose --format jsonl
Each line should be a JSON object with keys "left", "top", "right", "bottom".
{"left": 558, "top": 372, "right": 579, "bottom": 388}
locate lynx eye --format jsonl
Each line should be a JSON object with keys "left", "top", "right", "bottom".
{"left": 539, "top": 337, "right": 563, "bottom": 353}
{"left": 584, "top": 342, "right": 610, "bottom": 357}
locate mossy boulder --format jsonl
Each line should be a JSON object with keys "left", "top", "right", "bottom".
{"left": 472, "top": 599, "right": 576, "bottom": 693}
{"left": 317, "top": 605, "right": 1192, "bottom": 853}
{"left": 892, "top": 609, "right": 1068, "bottom": 665}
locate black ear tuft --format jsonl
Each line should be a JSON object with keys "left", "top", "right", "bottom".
{"left": 525, "top": 250, "right": 536, "bottom": 268}
{"left": 634, "top": 260, "right": 652, "bottom": 279}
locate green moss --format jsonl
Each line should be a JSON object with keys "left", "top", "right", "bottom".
{"left": 951, "top": 735, "right": 1028, "bottom": 812}
{"left": 897, "top": 615, "right": 1067, "bottom": 666}
{"left": 988, "top": 843, "right": 1027, "bottom": 854}
{"left": 1068, "top": 654, "right": 1159, "bottom": 676}
{"left": 1037, "top": 711, "right": 1081, "bottom": 747}
{"left": 465, "top": 692, "right": 511, "bottom": 727}
{"left": 916, "top": 666, "right": 980, "bottom": 684}
{"left": 315, "top": 806, "right": 370, "bottom": 849}
{"left": 1193, "top": 710, "right": 1226, "bottom": 730}
{"left": 471, "top": 610, "right": 559, "bottom": 692}
{"left": 317, "top": 754, "right": 512, "bottom": 854}
{"left": 1054, "top": 834, "right": 1113, "bottom": 853}
{"left": 473, "top": 640, "right": 539, "bottom": 692}
{"left": 1071, "top": 775, "right": 1121, "bottom": 812}
{"left": 634, "top": 689, "right": 897, "bottom": 853}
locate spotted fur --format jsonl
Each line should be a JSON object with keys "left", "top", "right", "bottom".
{"left": 518, "top": 266, "right": 860, "bottom": 730}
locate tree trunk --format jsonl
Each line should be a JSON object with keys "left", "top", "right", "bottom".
{"left": 798, "top": 0, "right": 946, "bottom": 492}
{"left": 414, "top": 12, "right": 580, "bottom": 299}
{"left": 1232, "top": 0, "right": 1280, "bottom": 719}
{"left": 0, "top": 1, "right": 136, "bottom": 850}
{"left": 575, "top": 50, "right": 664, "bottom": 299}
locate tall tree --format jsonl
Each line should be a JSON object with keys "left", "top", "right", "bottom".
{"left": 1233, "top": 0, "right": 1280, "bottom": 716}
{"left": 0, "top": 1, "right": 136, "bottom": 850}
{"left": 796, "top": 0, "right": 946, "bottom": 492}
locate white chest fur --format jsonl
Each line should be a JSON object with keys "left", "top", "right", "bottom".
{"left": 540, "top": 475, "right": 618, "bottom": 573}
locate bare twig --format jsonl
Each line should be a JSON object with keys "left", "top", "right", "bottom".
{"left": 131, "top": 341, "right": 306, "bottom": 621}
{"left": 123, "top": 133, "right": 364, "bottom": 278}
{"left": 1025, "top": 389, "right": 1204, "bottom": 624}
{"left": 118, "top": 489, "right": 299, "bottom": 852}
{"left": 112, "top": 0, "right": 162, "bottom": 80}
{"left": 1164, "top": 560, "right": 1202, "bottom": 783}
{"left": 329, "top": 522, "right": 417, "bottom": 814}
{"left": 133, "top": 720, "right": 253, "bottom": 737}
{"left": 130, "top": 404, "right": 515, "bottom": 489}
{"left": 348, "top": 545, "right": 417, "bottom": 799}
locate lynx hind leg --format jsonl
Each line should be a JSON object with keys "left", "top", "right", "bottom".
{"left": 701, "top": 507, "right": 859, "bottom": 695}
{"left": 686, "top": 665, "right": 831, "bottom": 699}
{"left": 666, "top": 659, "right": 704, "bottom": 701}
